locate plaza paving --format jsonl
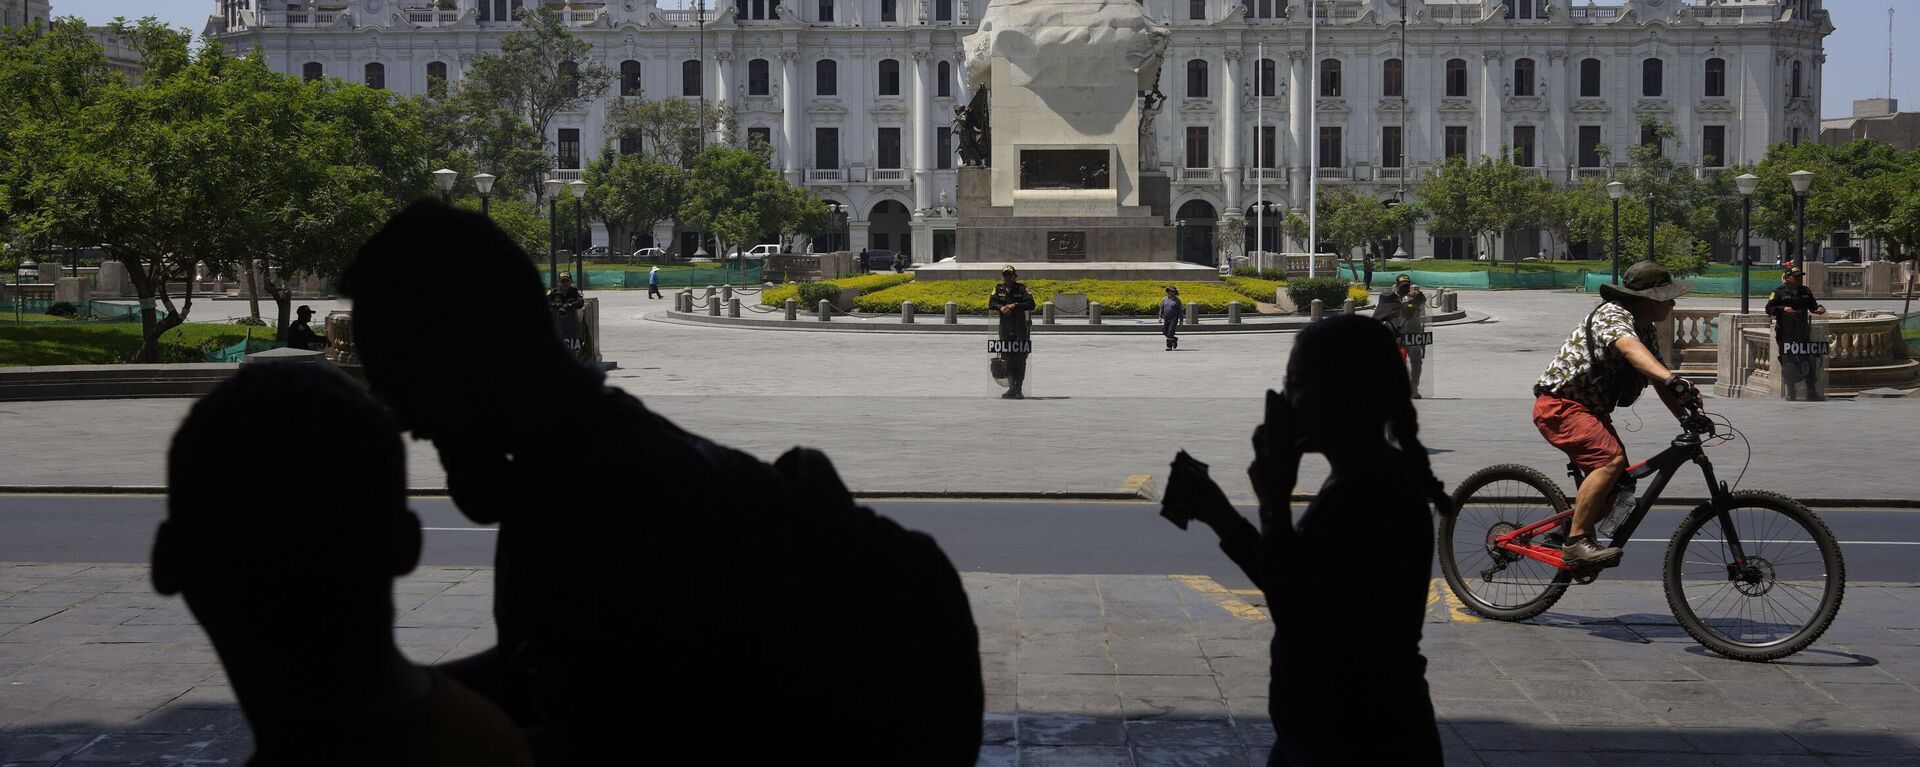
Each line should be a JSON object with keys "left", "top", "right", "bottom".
{"left": 0, "top": 564, "right": 1917, "bottom": 765}
{"left": 5, "top": 290, "right": 1916, "bottom": 504}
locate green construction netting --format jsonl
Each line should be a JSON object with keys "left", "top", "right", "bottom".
{"left": 1902, "top": 311, "right": 1920, "bottom": 355}
{"left": 1, "top": 298, "right": 148, "bottom": 323}
{"left": 539, "top": 263, "right": 765, "bottom": 290}
{"left": 1337, "top": 266, "right": 1591, "bottom": 290}
{"left": 205, "top": 334, "right": 286, "bottom": 363}
{"left": 1579, "top": 273, "right": 1773, "bottom": 296}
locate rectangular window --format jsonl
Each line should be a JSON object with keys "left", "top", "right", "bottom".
{"left": 1702, "top": 125, "right": 1727, "bottom": 168}
{"left": 936, "top": 0, "right": 951, "bottom": 21}
{"left": 1512, "top": 125, "right": 1536, "bottom": 167}
{"left": 558, "top": 128, "right": 581, "bottom": 169}
{"left": 620, "top": 131, "right": 642, "bottom": 155}
{"left": 1580, "top": 59, "right": 1601, "bottom": 98}
{"left": 1185, "top": 126, "right": 1209, "bottom": 169}
{"left": 818, "top": 0, "right": 833, "bottom": 21}
{"left": 1382, "top": 126, "right": 1403, "bottom": 168}
{"left": 1578, "top": 125, "right": 1603, "bottom": 168}
{"left": 1189, "top": 0, "right": 1206, "bottom": 20}
{"left": 937, "top": 127, "right": 953, "bottom": 169}
{"left": 877, "top": 127, "right": 901, "bottom": 169}
{"left": 1258, "top": 126, "right": 1277, "bottom": 169}
{"left": 747, "top": 126, "right": 772, "bottom": 153}
{"left": 881, "top": 0, "right": 896, "bottom": 22}
{"left": 1444, "top": 126, "right": 1467, "bottom": 160}
{"left": 1640, "top": 125, "right": 1663, "bottom": 156}
{"left": 1317, "top": 126, "right": 1342, "bottom": 169}
{"left": 815, "top": 127, "right": 839, "bottom": 169}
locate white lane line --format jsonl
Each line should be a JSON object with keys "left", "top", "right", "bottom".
{"left": 1627, "top": 538, "right": 1920, "bottom": 546}
{"left": 423, "top": 527, "right": 498, "bottom": 532}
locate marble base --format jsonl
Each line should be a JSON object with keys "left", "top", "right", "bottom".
{"left": 912, "top": 261, "right": 1221, "bottom": 282}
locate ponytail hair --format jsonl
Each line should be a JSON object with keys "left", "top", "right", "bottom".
{"left": 1391, "top": 399, "right": 1453, "bottom": 517}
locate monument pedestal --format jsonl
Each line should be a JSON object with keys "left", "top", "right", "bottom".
{"left": 953, "top": 168, "right": 1198, "bottom": 279}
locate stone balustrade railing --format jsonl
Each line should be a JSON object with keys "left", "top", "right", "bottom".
{"left": 1715, "top": 310, "right": 1920, "bottom": 397}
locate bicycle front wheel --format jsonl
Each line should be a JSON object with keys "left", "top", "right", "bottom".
{"left": 1439, "top": 464, "right": 1574, "bottom": 621}
{"left": 1663, "top": 490, "right": 1846, "bottom": 662}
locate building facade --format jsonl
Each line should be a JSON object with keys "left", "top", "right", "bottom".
{"left": 206, "top": 0, "right": 1829, "bottom": 261}
{"left": 2, "top": 1, "right": 53, "bottom": 30}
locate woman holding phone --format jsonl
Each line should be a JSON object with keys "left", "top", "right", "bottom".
{"left": 1161, "top": 315, "right": 1447, "bottom": 766}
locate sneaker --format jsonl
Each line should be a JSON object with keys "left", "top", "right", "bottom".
{"left": 1561, "top": 535, "right": 1624, "bottom": 569}
{"left": 1002, "top": 390, "right": 1023, "bottom": 400}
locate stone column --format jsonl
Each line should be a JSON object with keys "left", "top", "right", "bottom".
{"left": 1287, "top": 49, "right": 1308, "bottom": 210}
{"left": 781, "top": 50, "right": 802, "bottom": 184}
{"left": 910, "top": 49, "right": 935, "bottom": 261}
{"left": 1219, "top": 49, "right": 1244, "bottom": 214}
{"left": 1548, "top": 50, "right": 1569, "bottom": 180}
{"left": 1480, "top": 49, "right": 1503, "bottom": 162}
{"left": 713, "top": 50, "right": 736, "bottom": 144}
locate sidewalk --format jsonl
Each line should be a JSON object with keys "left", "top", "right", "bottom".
{"left": 1, "top": 563, "right": 1916, "bottom": 765}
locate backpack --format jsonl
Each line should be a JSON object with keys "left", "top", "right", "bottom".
{"left": 1584, "top": 302, "right": 1648, "bottom": 408}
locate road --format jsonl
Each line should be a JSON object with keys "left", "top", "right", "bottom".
{"left": 4, "top": 495, "right": 1914, "bottom": 587}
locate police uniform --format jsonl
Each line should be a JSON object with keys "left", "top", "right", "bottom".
{"left": 1765, "top": 274, "right": 1824, "bottom": 399}
{"left": 988, "top": 272, "right": 1035, "bottom": 399}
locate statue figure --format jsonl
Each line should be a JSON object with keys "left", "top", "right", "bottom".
{"left": 1140, "top": 87, "right": 1165, "bottom": 169}
{"left": 955, "top": 87, "right": 991, "bottom": 166}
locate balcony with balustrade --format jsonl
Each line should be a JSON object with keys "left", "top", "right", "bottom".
{"left": 805, "top": 168, "right": 846, "bottom": 184}
{"left": 871, "top": 168, "right": 911, "bottom": 185}
{"left": 1175, "top": 167, "right": 1218, "bottom": 184}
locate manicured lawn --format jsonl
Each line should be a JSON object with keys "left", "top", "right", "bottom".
{"left": 0, "top": 321, "right": 266, "bottom": 367}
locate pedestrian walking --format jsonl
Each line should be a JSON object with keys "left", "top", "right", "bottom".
{"left": 1159, "top": 286, "right": 1182, "bottom": 350}
{"left": 646, "top": 265, "right": 662, "bottom": 299}
{"left": 988, "top": 266, "right": 1035, "bottom": 399}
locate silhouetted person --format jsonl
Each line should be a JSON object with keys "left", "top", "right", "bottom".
{"left": 286, "top": 305, "right": 330, "bottom": 351}
{"left": 1161, "top": 315, "right": 1445, "bottom": 766}
{"left": 548, "top": 274, "right": 584, "bottom": 350}
{"left": 1159, "top": 286, "right": 1182, "bottom": 350}
{"left": 153, "top": 363, "right": 534, "bottom": 767}
{"left": 989, "top": 265, "right": 1035, "bottom": 398}
{"left": 337, "top": 201, "right": 982, "bottom": 764}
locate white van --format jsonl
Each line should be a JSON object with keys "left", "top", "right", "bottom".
{"left": 744, "top": 244, "right": 783, "bottom": 260}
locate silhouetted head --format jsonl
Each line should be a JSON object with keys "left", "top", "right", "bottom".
{"left": 154, "top": 363, "right": 420, "bottom": 659}
{"left": 339, "top": 201, "right": 581, "bottom": 440}
{"left": 1283, "top": 315, "right": 1453, "bottom": 513}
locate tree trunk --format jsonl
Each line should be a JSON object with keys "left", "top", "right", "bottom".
{"left": 243, "top": 260, "right": 262, "bottom": 322}
{"left": 263, "top": 271, "right": 293, "bottom": 342}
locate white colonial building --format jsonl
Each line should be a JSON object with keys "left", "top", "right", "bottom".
{"left": 205, "top": 0, "right": 1830, "bottom": 261}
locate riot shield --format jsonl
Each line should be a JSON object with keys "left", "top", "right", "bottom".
{"left": 1401, "top": 301, "right": 1435, "bottom": 399}
{"left": 1779, "top": 321, "right": 1829, "bottom": 402}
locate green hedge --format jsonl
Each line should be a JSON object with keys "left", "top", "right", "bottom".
{"left": 1223, "top": 276, "right": 1285, "bottom": 305}
{"left": 1287, "top": 277, "right": 1353, "bottom": 309}
{"left": 760, "top": 273, "right": 915, "bottom": 306}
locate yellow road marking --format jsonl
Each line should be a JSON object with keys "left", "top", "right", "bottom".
{"left": 1174, "top": 575, "right": 1267, "bottom": 621}
{"left": 1430, "top": 578, "right": 1483, "bottom": 623}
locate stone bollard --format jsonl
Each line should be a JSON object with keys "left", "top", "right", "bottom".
{"left": 1342, "top": 298, "right": 1356, "bottom": 316}
{"left": 817, "top": 299, "right": 832, "bottom": 321}
{"left": 1184, "top": 301, "right": 1199, "bottom": 326}
{"left": 944, "top": 301, "right": 958, "bottom": 324}
{"left": 1310, "top": 299, "right": 1324, "bottom": 320}
{"left": 705, "top": 285, "right": 717, "bottom": 301}
{"left": 727, "top": 298, "right": 740, "bottom": 318}
{"left": 709, "top": 295, "right": 722, "bottom": 317}
{"left": 674, "top": 291, "right": 687, "bottom": 313}
{"left": 784, "top": 297, "right": 798, "bottom": 321}
{"left": 1042, "top": 302, "right": 1056, "bottom": 325}
{"left": 902, "top": 301, "right": 916, "bottom": 323}
{"left": 1089, "top": 302, "right": 1102, "bottom": 324}
{"left": 721, "top": 285, "right": 733, "bottom": 303}
{"left": 1228, "top": 301, "right": 1242, "bottom": 324}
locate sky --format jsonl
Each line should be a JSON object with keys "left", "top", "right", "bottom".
{"left": 42, "top": 0, "right": 1920, "bottom": 119}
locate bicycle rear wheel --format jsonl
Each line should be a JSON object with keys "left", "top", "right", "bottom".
{"left": 1439, "top": 464, "right": 1574, "bottom": 621}
{"left": 1663, "top": 490, "right": 1846, "bottom": 662}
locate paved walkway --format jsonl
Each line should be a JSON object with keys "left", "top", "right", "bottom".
{"left": 1, "top": 563, "right": 1916, "bottom": 765}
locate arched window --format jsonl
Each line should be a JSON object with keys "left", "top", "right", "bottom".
{"left": 1642, "top": 58, "right": 1664, "bottom": 97}
{"left": 620, "top": 60, "right": 642, "bottom": 97}
{"left": 1791, "top": 60, "right": 1803, "bottom": 98}
{"left": 1580, "top": 58, "right": 1601, "bottom": 98}
{"left": 1444, "top": 58, "right": 1467, "bottom": 98}
{"left": 937, "top": 61, "right": 952, "bottom": 97}
{"left": 1186, "top": 59, "right": 1209, "bottom": 98}
{"left": 878, "top": 59, "right": 901, "bottom": 96}
{"left": 748, "top": 59, "right": 770, "bottom": 95}
{"left": 364, "top": 62, "right": 385, "bottom": 90}
{"left": 1258, "top": 58, "right": 1276, "bottom": 98}
{"left": 1513, "top": 58, "right": 1535, "bottom": 97}
{"left": 302, "top": 61, "right": 322, "bottom": 82}
{"left": 1382, "top": 58, "right": 1403, "bottom": 98}
{"left": 558, "top": 61, "right": 579, "bottom": 98}
{"left": 1704, "top": 57, "right": 1726, "bottom": 98}
{"left": 816, "top": 59, "right": 838, "bottom": 95}
{"left": 1318, "top": 58, "right": 1341, "bottom": 98}
{"left": 682, "top": 60, "right": 702, "bottom": 97}
{"left": 426, "top": 61, "right": 448, "bottom": 99}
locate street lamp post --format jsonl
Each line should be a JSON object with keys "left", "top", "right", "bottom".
{"left": 1607, "top": 181, "right": 1625, "bottom": 284}
{"left": 1736, "top": 173, "right": 1759, "bottom": 313}
{"left": 543, "top": 177, "right": 563, "bottom": 291}
{"left": 473, "top": 173, "right": 496, "bottom": 216}
{"left": 825, "top": 202, "right": 845, "bottom": 253}
{"left": 570, "top": 180, "right": 588, "bottom": 286}
{"left": 1790, "top": 169, "right": 1814, "bottom": 272}
{"left": 1644, "top": 191, "right": 1656, "bottom": 264}
{"left": 432, "top": 168, "right": 457, "bottom": 204}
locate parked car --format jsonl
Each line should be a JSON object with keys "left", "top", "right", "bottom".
{"left": 744, "top": 244, "right": 783, "bottom": 260}
{"left": 584, "top": 246, "right": 612, "bottom": 260}
{"left": 859, "top": 249, "right": 897, "bottom": 272}
{"left": 628, "top": 247, "right": 669, "bottom": 263}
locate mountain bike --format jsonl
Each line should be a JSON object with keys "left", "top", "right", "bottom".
{"left": 1437, "top": 403, "right": 1845, "bottom": 661}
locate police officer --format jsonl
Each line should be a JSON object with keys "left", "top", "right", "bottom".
{"left": 1766, "top": 266, "right": 1827, "bottom": 399}
{"left": 989, "top": 265, "right": 1035, "bottom": 399}
{"left": 548, "top": 273, "right": 585, "bottom": 351}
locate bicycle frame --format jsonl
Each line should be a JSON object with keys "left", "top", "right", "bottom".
{"left": 1488, "top": 430, "right": 1739, "bottom": 573}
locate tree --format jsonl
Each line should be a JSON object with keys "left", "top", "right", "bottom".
{"left": 583, "top": 148, "right": 685, "bottom": 252}
{"left": 1417, "top": 155, "right": 1550, "bottom": 260}
{"left": 1541, "top": 181, "right": 1617, "bottom": 261}
{"left": 679, "top": 146, "right": 822, "bottom": 263}
{"left": 607, "top": 97, "right": 739, "bottom": 168}
{"left": 445, "top": 6, "right": 612, "bottom": 195}
{"left": 1748, "top": 140, "right": 1850, "bottom": 257}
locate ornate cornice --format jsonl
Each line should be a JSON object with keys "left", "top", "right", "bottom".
{"left": 1634, "top": 98, "right": 1673, "bottom": 115}
{"left": 1436, "top": 98, "right": 1476, "bottom": 114}
{"left": 1504, "top": 96, "right": 1546, "bottom": 113}
{"left": 1314, "top": 98, "right": 1349, "bottom": 114}
{"left": 1570, "top": 99, "right": 1612, "bottom": 115}
{"left": 1694, "top": 99, "right": 1735, "bottom": 116}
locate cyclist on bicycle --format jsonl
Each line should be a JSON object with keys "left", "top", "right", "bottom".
{"left": 1532, "top": 260, "right": 1703, "bottom": 569}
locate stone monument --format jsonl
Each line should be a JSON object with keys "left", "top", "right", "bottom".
{"left": 918, "top": 0, "right": 1210, "bottom": 281}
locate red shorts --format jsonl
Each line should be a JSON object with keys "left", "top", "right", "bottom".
{"left": 1532, "top": 394, "right": 1626, "bottom": 473}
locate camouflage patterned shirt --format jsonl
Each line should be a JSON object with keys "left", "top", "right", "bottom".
{"left": 1533, "top": 302, "right": 1656, "bottom": 414}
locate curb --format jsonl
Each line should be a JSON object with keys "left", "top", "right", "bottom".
{"left": 649, "top": 309, "right": 1486, "bottom": 334}
{"left": 2, "top": 486, "right": 1914, "bottom": 509}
